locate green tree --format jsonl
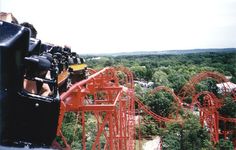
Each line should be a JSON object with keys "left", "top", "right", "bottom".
{"left": 219, "top": 97, "right": 236, "bottom": 118}
{"left": 146, "top": 92, "right": 175, "bottom": 117}
{"left": 130, "top": 66, "right": 146, "bottom": 80}
{"left": 152, "top": 70, "right": 171, "bottom": 87}
{"left": 216, "top": 139, "right": 234, "bottom": 150}
{"left": 145, "top": 67, "right": 154, "bottom": 81}
{"left": 168, "top": 73, "right": 187, "bottom": 92}
{"left": 163, "top": 113, "right": 213, "bottom": 150}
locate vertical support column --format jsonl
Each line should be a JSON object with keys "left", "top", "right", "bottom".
{"left": 109, "top": 112, "right": 114, "bottom": 150}
{"left": 82, "top": 111, "right": 86, "bottom": 150}
{"left": 125, "top": 100, "right": 128, "bottom": 150}
{"left": 119, "top": 100, "right": 123, "bottom": 150}
{"left": 223, "top": 120, "right": 227, "bottom": 140}
{"left": 131, "top": 95, "right": 135, "bottom": 150}
{"left": 214, "top": 112, "right": 219, "bottom": 143}
{"left": 138, "top": 104, "right": 141, "bottom": 150}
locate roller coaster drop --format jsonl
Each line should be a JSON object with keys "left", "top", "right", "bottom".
{"left": 0, "top": 21, "right": 236, "bottom": 149}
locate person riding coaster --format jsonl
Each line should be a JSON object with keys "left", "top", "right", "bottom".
{"left": 24, "top": 55, "right": 53, "bottom": 97}
{"left": 0, "top": 21, "right": 61, "bottom": 148}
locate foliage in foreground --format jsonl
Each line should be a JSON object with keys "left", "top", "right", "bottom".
{"left": 162, "top": 112, "right": 213, "bottom": 150}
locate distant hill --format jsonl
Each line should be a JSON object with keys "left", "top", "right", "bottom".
{"left": 81, "top": 48, "right": 236, "bottom": 57}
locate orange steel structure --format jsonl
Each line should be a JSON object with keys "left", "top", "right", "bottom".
{"left": 191, "top": 91, "right": 221, "bottom": 144}
{"left": 179, "top": 71, "right": 236, "bottom": 145}
{"left": 57, "top": 67, "right": 135, "bottom": 150}
{"left": 178, "top": 71, "right": 228, "bottom": 100}
{"left": 55, "top": 68, "right": 236, "bottom": 149}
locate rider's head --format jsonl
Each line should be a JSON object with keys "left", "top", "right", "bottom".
{"left": 20, "top": 22, "right": 37, "bottom": 38}
{"left": 24, "top": 55, "right": 51, "bottom": 78}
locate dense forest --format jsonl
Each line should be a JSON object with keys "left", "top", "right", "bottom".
{"left": 86, "top": 52, "right": 236, "bottom": 85}
{"left": 62, "top": 51, "right": 236, "bottom": 149}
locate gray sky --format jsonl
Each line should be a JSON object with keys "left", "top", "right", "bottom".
{"left": 1, "top": 0, "right": 236, "bottom": 54}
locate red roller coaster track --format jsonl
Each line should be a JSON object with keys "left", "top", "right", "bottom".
{"left": 180, "top": 71, "right": 236, "bottom": 146}
{"left": 57, "top": 67, "right": 135, "bottom": 150}
{"left": 55, "top": 68, "right": 236, "bottom": 149}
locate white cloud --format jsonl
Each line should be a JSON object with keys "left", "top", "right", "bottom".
{"left": 2, "top": 0, "right": 236, "bottom": 54}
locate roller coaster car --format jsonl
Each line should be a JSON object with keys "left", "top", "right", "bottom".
{"left": 40, "top": 42, "right": 54, "bottom": 53}
{"left": 49, "top": 46, "right": 70, "bottom": 93}
{"left": 0, "top": 21, "right": 60, "bottom": 148}
{"left": 40, "top": 44, "right": 87, "bottom": 91}
{"left": 68, "top": 52, "right": 87, "bottom": 84}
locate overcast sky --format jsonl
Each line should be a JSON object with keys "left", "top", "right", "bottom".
{"left": 1, "top": 0, "right": 236, "bottom": 54}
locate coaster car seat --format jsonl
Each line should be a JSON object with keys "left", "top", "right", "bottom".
{"left": 28, "top": 38, "right": 41, "bottom": 55}
{"left": 0, "top": 21, "right": 60, "bottom": 148}
{"left": 68, "top": 52, "right": 87, "bottom": 83}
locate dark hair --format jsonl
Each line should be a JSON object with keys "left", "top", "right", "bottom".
{"left": 20, "top": 22, "right": 37, "bottom": 38}
{"left": 24, "top": 55, "right": 51, "bottom": 78}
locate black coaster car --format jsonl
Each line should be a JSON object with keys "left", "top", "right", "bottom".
{"left": 0, "top": 21, "right": 60, "bottom": 148}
